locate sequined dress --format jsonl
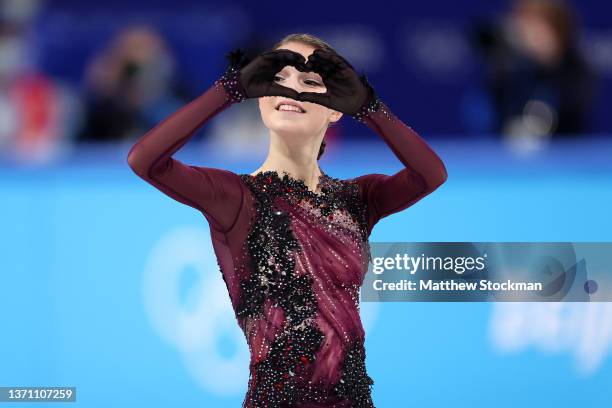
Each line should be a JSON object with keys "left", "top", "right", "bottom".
{"left": 127, "top": 71, "right": 447, "bottom": 407}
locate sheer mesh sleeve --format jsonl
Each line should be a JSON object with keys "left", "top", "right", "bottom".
{"left": 127, "top": 78, "right": 246, "bottom": 233}
{"left": 352, "top": 100, "right": 448, "bottom": 235}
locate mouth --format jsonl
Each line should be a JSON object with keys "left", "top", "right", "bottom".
{"left": 275, "top": 100, "right": 306, "bottom": 114}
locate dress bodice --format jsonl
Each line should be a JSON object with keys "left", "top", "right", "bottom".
{"left": 233, "top": 169, "right": 375, "bottom": 407}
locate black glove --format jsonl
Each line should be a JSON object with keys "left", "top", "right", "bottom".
{"left": 218, "top": 48, "right": 307, "bottom": 102}
{"left": 295, "top": 48, "right": 379, "bottom": 116}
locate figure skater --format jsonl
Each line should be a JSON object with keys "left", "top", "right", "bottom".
{"left": 127, "top": 33, "right": 447, "bottom": 408}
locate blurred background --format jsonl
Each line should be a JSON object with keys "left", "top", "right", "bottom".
{"left": 1, "top": 0, "right": 611, "bottom": 407}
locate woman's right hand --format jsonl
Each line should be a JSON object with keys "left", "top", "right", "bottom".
{"left": 219, "top": 48, "right": 307, "bottom": 102}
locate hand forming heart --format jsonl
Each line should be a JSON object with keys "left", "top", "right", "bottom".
{"left": 222, "top": 47, "right": 377, "bottom": 116}
{"left": 295, "top": 48, "right": 376, "bottom": 116}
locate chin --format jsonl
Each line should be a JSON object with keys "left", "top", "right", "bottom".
{"left": 268, "top": 121, "right": 312, "bottom": 136}
{"left": 274, "top": 128, "right": 311, "bottom": 139}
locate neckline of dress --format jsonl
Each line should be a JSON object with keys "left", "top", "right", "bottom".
{"left": 246, "top": 169, "right": 329, "bottom": 197}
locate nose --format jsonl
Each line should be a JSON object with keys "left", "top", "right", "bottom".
{"left": 274, "top": 66, "right": 315, "bottom": 94}
{"left": 280, "top": 72, "right": 302, "bottom": 93}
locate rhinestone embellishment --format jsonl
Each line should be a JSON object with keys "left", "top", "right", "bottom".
{"left": 235, "top": 170, "right": 375, "bottom": 407}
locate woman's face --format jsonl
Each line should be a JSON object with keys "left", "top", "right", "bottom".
{"left": 258, "top": 41, "right": 342, "bottom": 138}
{"left": 513, "top": 4, "right": 562, "bottom": 65}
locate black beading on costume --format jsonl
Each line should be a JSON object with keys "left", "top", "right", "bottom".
{"left": 236, "top": 170, "right": 374, "bottom": 407}
{"left": 334, "top": 340, "right": 375, "bottom": 408}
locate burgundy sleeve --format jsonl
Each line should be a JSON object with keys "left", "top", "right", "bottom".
{"left": 352, "top": 101, "right": 448, "bottom": 235}
{"left": 126, "top": 79, "right": 245, "bottom": 233}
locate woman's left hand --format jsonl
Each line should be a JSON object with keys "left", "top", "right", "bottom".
{"left": 296, "top": 48, "right": 375, "bottom": 116}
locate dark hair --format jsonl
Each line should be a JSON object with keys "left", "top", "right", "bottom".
{"left": 274, "top": 33, "right": 336, "bottom": 160}
{"left": 317, "top": 138, "right": 326, "bottom": 160}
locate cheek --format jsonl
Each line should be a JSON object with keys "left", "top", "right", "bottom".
{"left": 259, "top": 99, "right": 277, "bottom": 119}
{"left": 307, "top": 105, "right": 331, "bottom": 122}
{"left": 259, "top": 97, "right": 273, "bottom": 111}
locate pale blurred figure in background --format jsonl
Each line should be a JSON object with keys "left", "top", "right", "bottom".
{"left": 470, "top": 0, "right": 598, "bottom": 150}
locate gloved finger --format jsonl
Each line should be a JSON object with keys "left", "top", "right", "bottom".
{"left": 224, "top": 48, "right": 255, "bottom": 70}
{"left": 329, "top": 52, "right": 354, "bottom": 71}
{"left": 265, "top": 49, "right": 307, "bottom": 70}
{"left": 298, "top": 91, "right": 333, "bottom": 108}
{"left": 265, "top": 83, "right": 302, "bottom": 100}
{"left": 293, "top": 60, "right": 312, "bottom": 73}
{"left": 310, "top": 49, "right": 354, "bottom": 72}
{"left": 304, "top": 56, "right": 335, "bottom": 78}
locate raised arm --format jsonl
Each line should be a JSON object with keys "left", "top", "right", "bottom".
{"left": 126, "top": 78, "right": 246, "bottom": 233}
{"left": 351, "top": 99, "right": 448, "bottom": 234}
{"left": 296, "top": 48, "right": 448, "bottom": 234}
{"left": 127, "top": 47, "right": 311, "bottom": 233}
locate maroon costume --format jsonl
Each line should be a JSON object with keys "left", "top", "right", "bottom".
{"left": 127, "top": 51, "right": 447, "bottom": 407}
